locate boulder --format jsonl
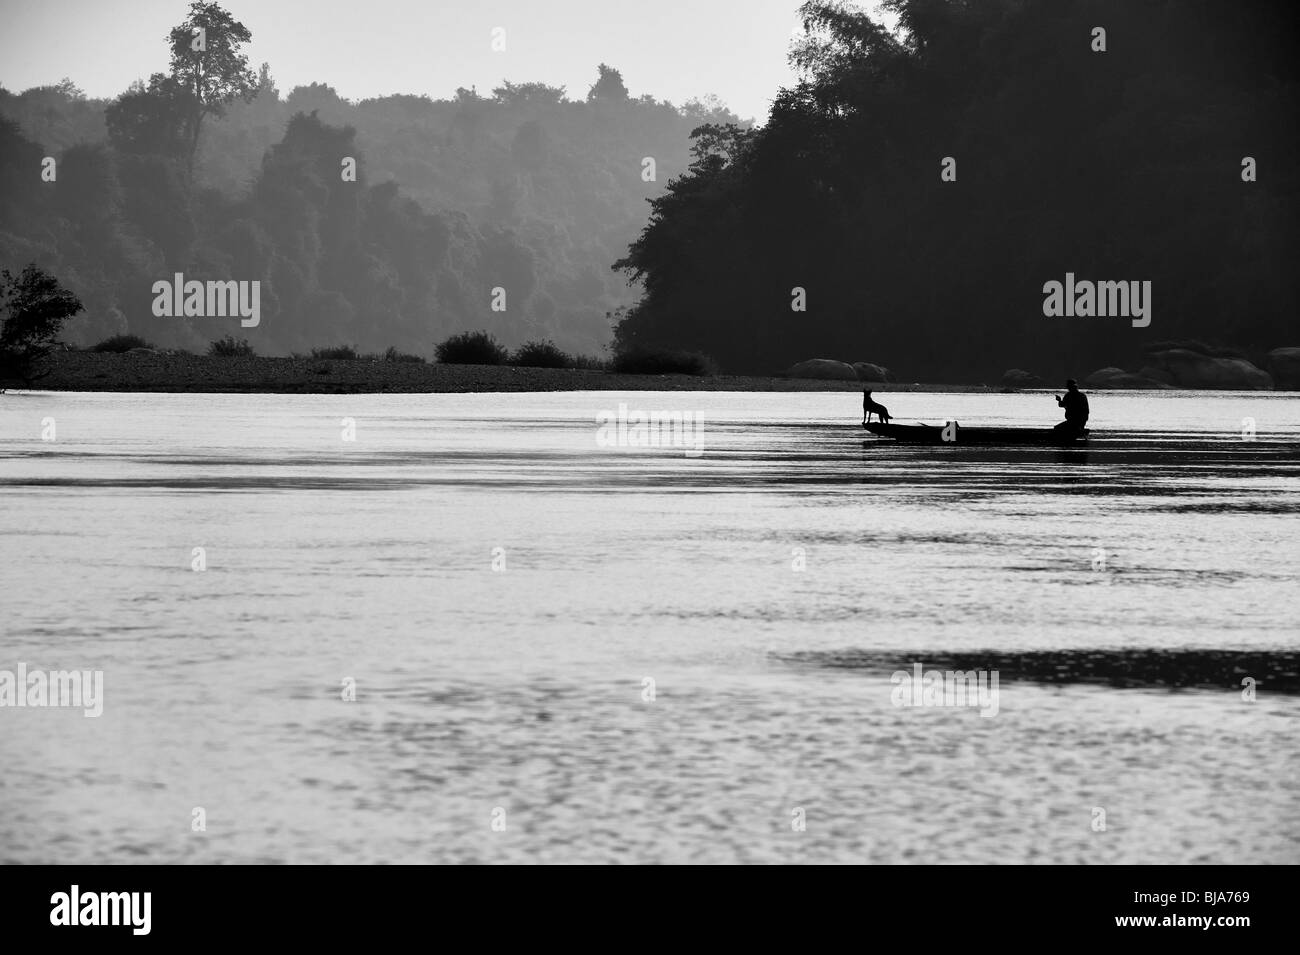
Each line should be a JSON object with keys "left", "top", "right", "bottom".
{"left": 1146, "top": 349, "right": 1272, "bottom": 390}
{"left": 852, "top": 361, "right": 894, "bottom": 383}
{"left": 1083, "top": 367, "right": 1126, "bottom": 387}
{"left": 785, "top": 358, "right": 859, "bottom": 381}
{"left": 1136, "top": 365, "right": 1175, "bottom": 386}
{"left": 1267, "top": 347, "right": 1300, "bottom": 390}
{"left": 1083, "top": 367, "right": 1172, "bottom": 389}
{"left": 1001, "top": 368, "right": 1045, "bottom": 388}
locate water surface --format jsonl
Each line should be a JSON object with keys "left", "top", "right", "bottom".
{"left": 1, "top": 389, "right": 1297, "bottom": 863}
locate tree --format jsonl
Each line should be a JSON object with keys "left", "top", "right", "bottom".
{"left": 284, "top": 82, "right": 350, "bottom": 119}
{"left": 52, "top": 78, "right": 85, "bottom": 100}
{"left": 106, "top": 73, "right": 193, "bottom": 157}
{"left": 587, "top": 64, "right": 629, "bottom": 103}
{"left": 0, "top": 265, "right": 83, "bottom": 385}
{"left": 0, "top": 118, "right": 46, "bottom": 227}
{"left": 255, "top": 62, "right": 279, "bottom": 101}
{"left": 0, "top": 41, "right": 747, "bottom": 358}
{"left": 53, "top": 144, "right": 122, "bottom": 252}
{"left": 614, "top": 0, "right": 1300, "bottom": 377}
{"left": 511, "top": 119, "right": 547, "bottom": 170}
{"left": 679, "top": 94, "right": 738, "bottom": 124}
{"left": 167, "top": 1, "right": 257, "bottom": 174}
{"left": 492, "top": 81, "right": 567, "bottom": 108}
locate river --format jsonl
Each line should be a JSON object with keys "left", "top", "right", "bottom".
{"left": 1, "top": 389, "right": 1297, "bottom": 863}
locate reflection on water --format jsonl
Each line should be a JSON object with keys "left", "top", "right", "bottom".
{"left": 1, "top": 389, "right": 1298, "bottom": 864}
{"left": 781, "top": 648, "right": 1300, "bottom": 693}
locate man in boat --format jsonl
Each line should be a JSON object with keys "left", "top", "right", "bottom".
{"left": 1054, "top": 379, "right": 1089, "bottom": 434}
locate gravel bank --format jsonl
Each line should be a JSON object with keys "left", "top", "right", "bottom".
{"left": 18, "top": 351, "right": 998, "bottom": 394}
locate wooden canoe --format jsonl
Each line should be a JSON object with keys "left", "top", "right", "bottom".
{"left": 864, "top": 421, "right": 1088, "bottom": 445}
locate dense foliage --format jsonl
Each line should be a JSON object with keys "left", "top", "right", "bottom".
{"left": 91, "top": 333, "right": 152, "bottom": 352}
{"left": 510, "top": 339, "right": 573, "bottom": 369}
{"left": 208, "top": 334, "right": 253, "bottom": 357}
{"left": 615, "top": 0, "right": 1300, "bottom": 379}
{"left": 0, "top": 264, "right": 84, "bottom": 382}
{"left": 0, "top": 4, "right": 738, "bottom": 359}
{"left": 435, "top": 330, "right": 508, "bottom": 365}
{"left": 610, "top": 345, "right": 718, "bottom": 377}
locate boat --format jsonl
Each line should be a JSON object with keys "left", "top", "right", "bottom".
{"left": 864, "top": 421, "right": 1088, "bottom": 445}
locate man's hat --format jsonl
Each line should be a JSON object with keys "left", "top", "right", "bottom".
{"left": 1066, "top": 378, "right": 1078, "bottom": 387}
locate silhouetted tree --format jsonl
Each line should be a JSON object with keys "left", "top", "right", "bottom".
{"left": 0, "top": 265, "right": 83, "bottom": 384}
{"left": 615, "top": 0, "right": 1300, "bottom": 378}
{"left": 167, "top": 1, "right": 256, "bottom": 174}
{"left": 587, "top": 64, "right": 630, "bottom": 103}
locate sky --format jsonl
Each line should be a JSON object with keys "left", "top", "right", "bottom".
{"left": 0, "top": 0, "right": 892, "bottom": 122}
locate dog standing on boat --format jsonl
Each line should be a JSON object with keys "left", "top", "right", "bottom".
{"left": 863, "top": 390, "right": 891, "bottom": 425}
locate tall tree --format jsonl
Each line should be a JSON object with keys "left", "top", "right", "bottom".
{"left": 167, "top": 1, "right": 256, "bottom": 175}
{"left": 255, "top": 62, "right": 279, "bottom": 101}
{"left": 587, "top": 64, "right": 630, "bottom": 103}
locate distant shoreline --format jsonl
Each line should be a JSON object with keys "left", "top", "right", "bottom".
{"left": 11, "top": 351, "right": 1291, "bottom": 395}
{"left": 14, "top": 351, "right": 1003, "bottom": 394}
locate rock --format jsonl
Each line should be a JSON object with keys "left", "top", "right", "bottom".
{"left": 1137, "top": 365, "right": 1175, "bottom": 386}
{"left": 1083, "top": 367, "right": 1173, "bottom": 389}
{"left": 1001, "top": 368, "right": 1045, "bottom": 388}
{"left": 127, "top": 347, "right": 158, "bottom": 355}
{"left": 852, "top": 361, "right": 894, "bottom": 383}
{"left": 1083, "top": 367, "right": 1127, "bottom": 387}
{"left": 1146, "top": 349, "right": 1272, "bottom": 390}
{"left": 1267, "top": 347, "right": 1300, "bottom": 390}
{"left": 785, "top": 359, "right": 859, "bottom": 381}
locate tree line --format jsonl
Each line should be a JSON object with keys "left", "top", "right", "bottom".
{"left": 0, "top": 2, "right": 739, "bottom": 359}
{"left": 614, "top": 0, "right": 1299, "bottom": 380}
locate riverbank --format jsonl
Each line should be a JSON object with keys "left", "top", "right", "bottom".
{"left": 14, "top": 350, "right": 1001, "bottom": 394}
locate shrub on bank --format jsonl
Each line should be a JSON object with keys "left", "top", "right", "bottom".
{"left": 92, "top": 334, "right": 152, "bottom": 353}
{"left": 569, "top": 354, "right": 607, "bottom": 371}
{"left": 311, "top": 345, "right": 359, "bottom": 360}
{"left": 383, "top": 346, "right": 425, "bottom": 363}
{"left": 510, "top": 340, "right": 572, "bottom": 369}
{"left": 610, "top": 346, "right": 718, "bottom": 377}
{"left": 208, "top": 335, "right": 255, "bottom": 357}
{"left": 434, "top": 331, "right": 508, "bottom": 365}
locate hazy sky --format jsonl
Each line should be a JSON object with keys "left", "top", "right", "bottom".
{"left": 0, "top": 0, "right": 891, "bottom": 122}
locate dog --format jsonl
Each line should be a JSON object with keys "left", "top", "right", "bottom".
{"left": 863, "top": 390, "right": 891, "bottom": 425}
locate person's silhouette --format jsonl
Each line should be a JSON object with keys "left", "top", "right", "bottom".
{"left": 1054, "top": 379, "right": 1089, "bottom": 434}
